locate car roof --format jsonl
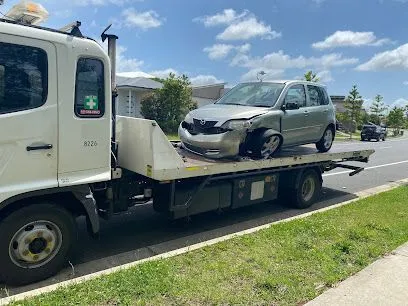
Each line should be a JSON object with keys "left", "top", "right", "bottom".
{"left": 241, "top": 80, "right": 327, "bottom": 87}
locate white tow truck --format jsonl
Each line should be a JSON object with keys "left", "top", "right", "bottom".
{"left": 0, "top": 2, "right": 374, "bottom": 285}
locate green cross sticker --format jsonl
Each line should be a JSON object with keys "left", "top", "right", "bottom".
{"left": 84, "top": 95, "right": 99, "bottom": 110}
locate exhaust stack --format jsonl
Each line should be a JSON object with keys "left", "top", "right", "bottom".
{"left": 101, "top": 25, "right": 119, "bottom": 168}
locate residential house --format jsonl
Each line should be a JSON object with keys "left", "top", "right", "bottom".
{"left": 116, "top": 76, "right": 163, "bottom": 118}
{"left": 192, "top": 83, "right": 229, "bottom": 108}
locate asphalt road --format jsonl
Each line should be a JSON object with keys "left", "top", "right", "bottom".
{"left": 2, "top": 135, "right": 408, "bottom": 297}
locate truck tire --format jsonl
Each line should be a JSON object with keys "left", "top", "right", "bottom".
{"left": 0, "top": 203, "right": 77, "bottom": 286}
{"left": 288, "top": 169, "right": 322, "bottom": 209}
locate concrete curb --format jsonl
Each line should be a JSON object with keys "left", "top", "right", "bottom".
{"left": 1, "top": 178, "right": 408, "bottom": 305}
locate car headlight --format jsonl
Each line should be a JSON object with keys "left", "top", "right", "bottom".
{"left": 222, "top": 120, "right": 252, "bottom": 130}
{"left": 184, "top": 113, "right": 193, "bottom": 123}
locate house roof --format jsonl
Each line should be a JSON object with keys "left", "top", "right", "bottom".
{"left": 117, "top": 71, "right": 155, "bottom": 78}
{"left": 116, "top": 76, "right": 163, "bottom": 90}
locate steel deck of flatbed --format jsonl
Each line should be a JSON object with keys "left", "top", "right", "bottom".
{"left": 117, "top": 116, "right": 375, "bottom": 181}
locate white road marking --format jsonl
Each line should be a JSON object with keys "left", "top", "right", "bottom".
{"left": 378, "top": 146, "right": 392, "bottom": 149}
{"left": 323, "top": 160, "right": 408, "bottom": 177}
{"left": 1, "top": 178, "right": 408, "bottom": 306}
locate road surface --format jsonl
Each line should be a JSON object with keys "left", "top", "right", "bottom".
{"left": 2, "top": 135, "right": 408, "bottom": 297}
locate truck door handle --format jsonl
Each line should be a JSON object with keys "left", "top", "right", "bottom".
{"left": 26, "top": 144, "right": 53, "bottom": 151}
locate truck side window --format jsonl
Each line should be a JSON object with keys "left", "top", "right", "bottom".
{"left": 0, "top": 42, "right": 48, "bottom": 115}
{"left": 75, "top": 58, "right": 105, "bottom": 118}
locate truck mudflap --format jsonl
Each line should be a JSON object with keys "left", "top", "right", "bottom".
{"left": 71, "top": 185, "right": 100, "bottom": 234}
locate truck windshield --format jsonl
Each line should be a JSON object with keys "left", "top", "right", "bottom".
{"left": 216, "top": 83, "right": 285, "bottom": 107}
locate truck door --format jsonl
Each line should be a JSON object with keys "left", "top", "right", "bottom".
{"left": 57, "top": 42, "right": 112, "bottom": 186}
{"left": 0, "top": 35, "right": 58, "bottom": 204}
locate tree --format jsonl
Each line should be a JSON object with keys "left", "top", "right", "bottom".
{"left": 343, "top": 85, "right": 364, "bottom": 138}
{"left": 369, "top": 94, "right": 387, "bottom": 124}
{"left": 141, "top": 73, "right": 197, "bottom": 133}
{"left": 303, "top": 70, "right": 320, "bottom": 82}
{"left": 387, "top": 106, "right": 405, "bottom": 135}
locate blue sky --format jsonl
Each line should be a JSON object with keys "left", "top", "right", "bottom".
{"left": 2, "top": 0, "right": 408, "bottom": 109}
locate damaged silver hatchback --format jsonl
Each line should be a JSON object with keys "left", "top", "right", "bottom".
{"left": 178, "top": 80, "right": 336, "bottom": 159}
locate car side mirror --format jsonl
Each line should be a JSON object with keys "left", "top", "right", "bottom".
{"left": 285, "top": 101, "right": 300, "bottom": 110}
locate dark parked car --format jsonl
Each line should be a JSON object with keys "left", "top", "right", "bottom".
{"left": 361, "top": 124, "right": 386, "bottom": 141}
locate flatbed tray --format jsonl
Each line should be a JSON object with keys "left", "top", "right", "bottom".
{"left": 116, "top": 117, "right": 374, "bottom": 181}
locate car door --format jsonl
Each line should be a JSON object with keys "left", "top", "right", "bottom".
{"left": 0, "top": 35, "right": 58, "bottom": 205}
{"left": 305, "top": 85, "right": 329, "bottom": 142}
{"left": 281, "top": 84, "right": 308, "bottom": 146}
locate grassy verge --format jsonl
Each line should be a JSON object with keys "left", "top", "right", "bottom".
{"left": 166, "top": 134, "right": 180, "bottom": 141}
{"left": 12, "top": 187, "right": 408, "bottom": 306}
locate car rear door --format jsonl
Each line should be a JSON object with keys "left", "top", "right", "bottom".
{"left": 304, "top": 85, "right": 330, "bottom": 142}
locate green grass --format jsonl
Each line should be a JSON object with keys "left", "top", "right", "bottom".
{"left": 166, "top": 134, "right": 180, "bottom": 141}
{"left": 12, "top": 187, "right": 408, "bottom": 306}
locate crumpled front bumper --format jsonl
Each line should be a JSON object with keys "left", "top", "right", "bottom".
{"left": 178, "top": 123, "right": 247, "bottom": 159}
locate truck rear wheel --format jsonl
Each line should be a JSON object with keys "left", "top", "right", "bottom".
{"left": 288, "top": 169, "right": 322, "bottom": 209}
{"left": 0, "top": 203, "right": 77, "bottom": 286}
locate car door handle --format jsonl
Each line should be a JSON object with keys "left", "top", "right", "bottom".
{"left": 26, "top": 144, "right": 53, "bottom": 151}
{"left": 323, "top": 109, "right": 329, "bottom": 112}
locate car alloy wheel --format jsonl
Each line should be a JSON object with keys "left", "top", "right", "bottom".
{"left": 260, "top": 135, "right": 281, "bottom": 158}
{"left": 323, "top": 129, "right": 333, "bottom": 149}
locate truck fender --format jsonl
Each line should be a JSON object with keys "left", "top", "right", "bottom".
{"left": 70, "top": 185, "right": 100, "bottom": 234}
{"left": 0, "top": 185, "right": 100, "bottom": 235}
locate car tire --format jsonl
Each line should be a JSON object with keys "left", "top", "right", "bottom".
{"left": 0, "top": 203, "right": 77, "bottom": 286}
{"left": 376, "top": 136, "right": 380, "bottom": 142}
{"left": 250, "top": 130, "right": 282, "bottom": 159}
{"left": 316, "top": 126, "right": 334, "bottom": 153}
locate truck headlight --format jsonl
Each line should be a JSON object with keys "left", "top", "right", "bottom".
{"left": 222, "top": 120, "right": 252, "bottom": 130}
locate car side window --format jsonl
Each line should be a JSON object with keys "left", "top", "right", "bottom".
{"left": 0, "top": 42, "right": 48, "bottom": 115}
{"left": 285, "top": 84, "right": 306, "bottom": 107}
{"left": 75, "top": 58, "right": 105, "bottom": 118}
{"left": 307, "top": 85, "right": 328, "bottom": 106}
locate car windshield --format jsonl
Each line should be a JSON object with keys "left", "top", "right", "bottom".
{"left": 216, "top": 83, "right": 285, "bottom": 107}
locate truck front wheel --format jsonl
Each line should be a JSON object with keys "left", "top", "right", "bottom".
{"left": 0, "top": 203, "right": 77, "bottom": 286}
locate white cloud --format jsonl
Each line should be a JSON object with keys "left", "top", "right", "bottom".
{"left": 217, "top": 17, "right": 281, "bottom": 41}
{"left": 356, "top": 43, "right": 408, "bottom": 71}
{"left": 99, "top": 41, "right": 144, "bottom": 72}
{"left": 233, "top": 50, "right": 358, "bottom": 70}
{"left": 194, "top": 9, "right": 248, "bottom": 27}
{"left": 149, "top": 68, "right": 180, "bottom": 79}
{"left": 403, "top": 81, "right": 408, "bottom": 85}
{"left": 312, "top": 31, "right": 392, "bottom": 49}
{"left": 72, "top": 0, "right": 141, "bottom": 6}
{"left": 116, "top": 46, "right": 144, "bottom": 72}
{"left": 389, "top": 98, "right": 408, "bottom": 109}
{"left": 195, "top": 9, "right": 281, "bottom": 41}
{"left": 122, "top": 8, "right": 163, "bottom": 29}
{"left": 240, "top": 69, "right": 284, "bottom": 82}
{"left": 316, "top": 70, "right": 334, "bottom": 82}
{"left": 190, "top": 75, "right": 224, "bottom": 86}
{"left": 203, "top": 43, "right": 251, "bottom": 60}
{"left": 234, "top": 51, "right": 357, "bottom": 82}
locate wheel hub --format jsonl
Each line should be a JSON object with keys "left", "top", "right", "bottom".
{"left": 324, "top": 129, "right": 333, "bottom": 148}
{"left": 261, "top": 135, "right": 280, "bottom": 158}
{"left": 9, "top": 221, "right": 62, "bottom": 268}
{"left": 301, "top": 177, "right": 315, "bottom": 202}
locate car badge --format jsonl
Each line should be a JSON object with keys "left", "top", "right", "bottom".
{"left": 200, "top": 119, "right": 206, "bottom": 125}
